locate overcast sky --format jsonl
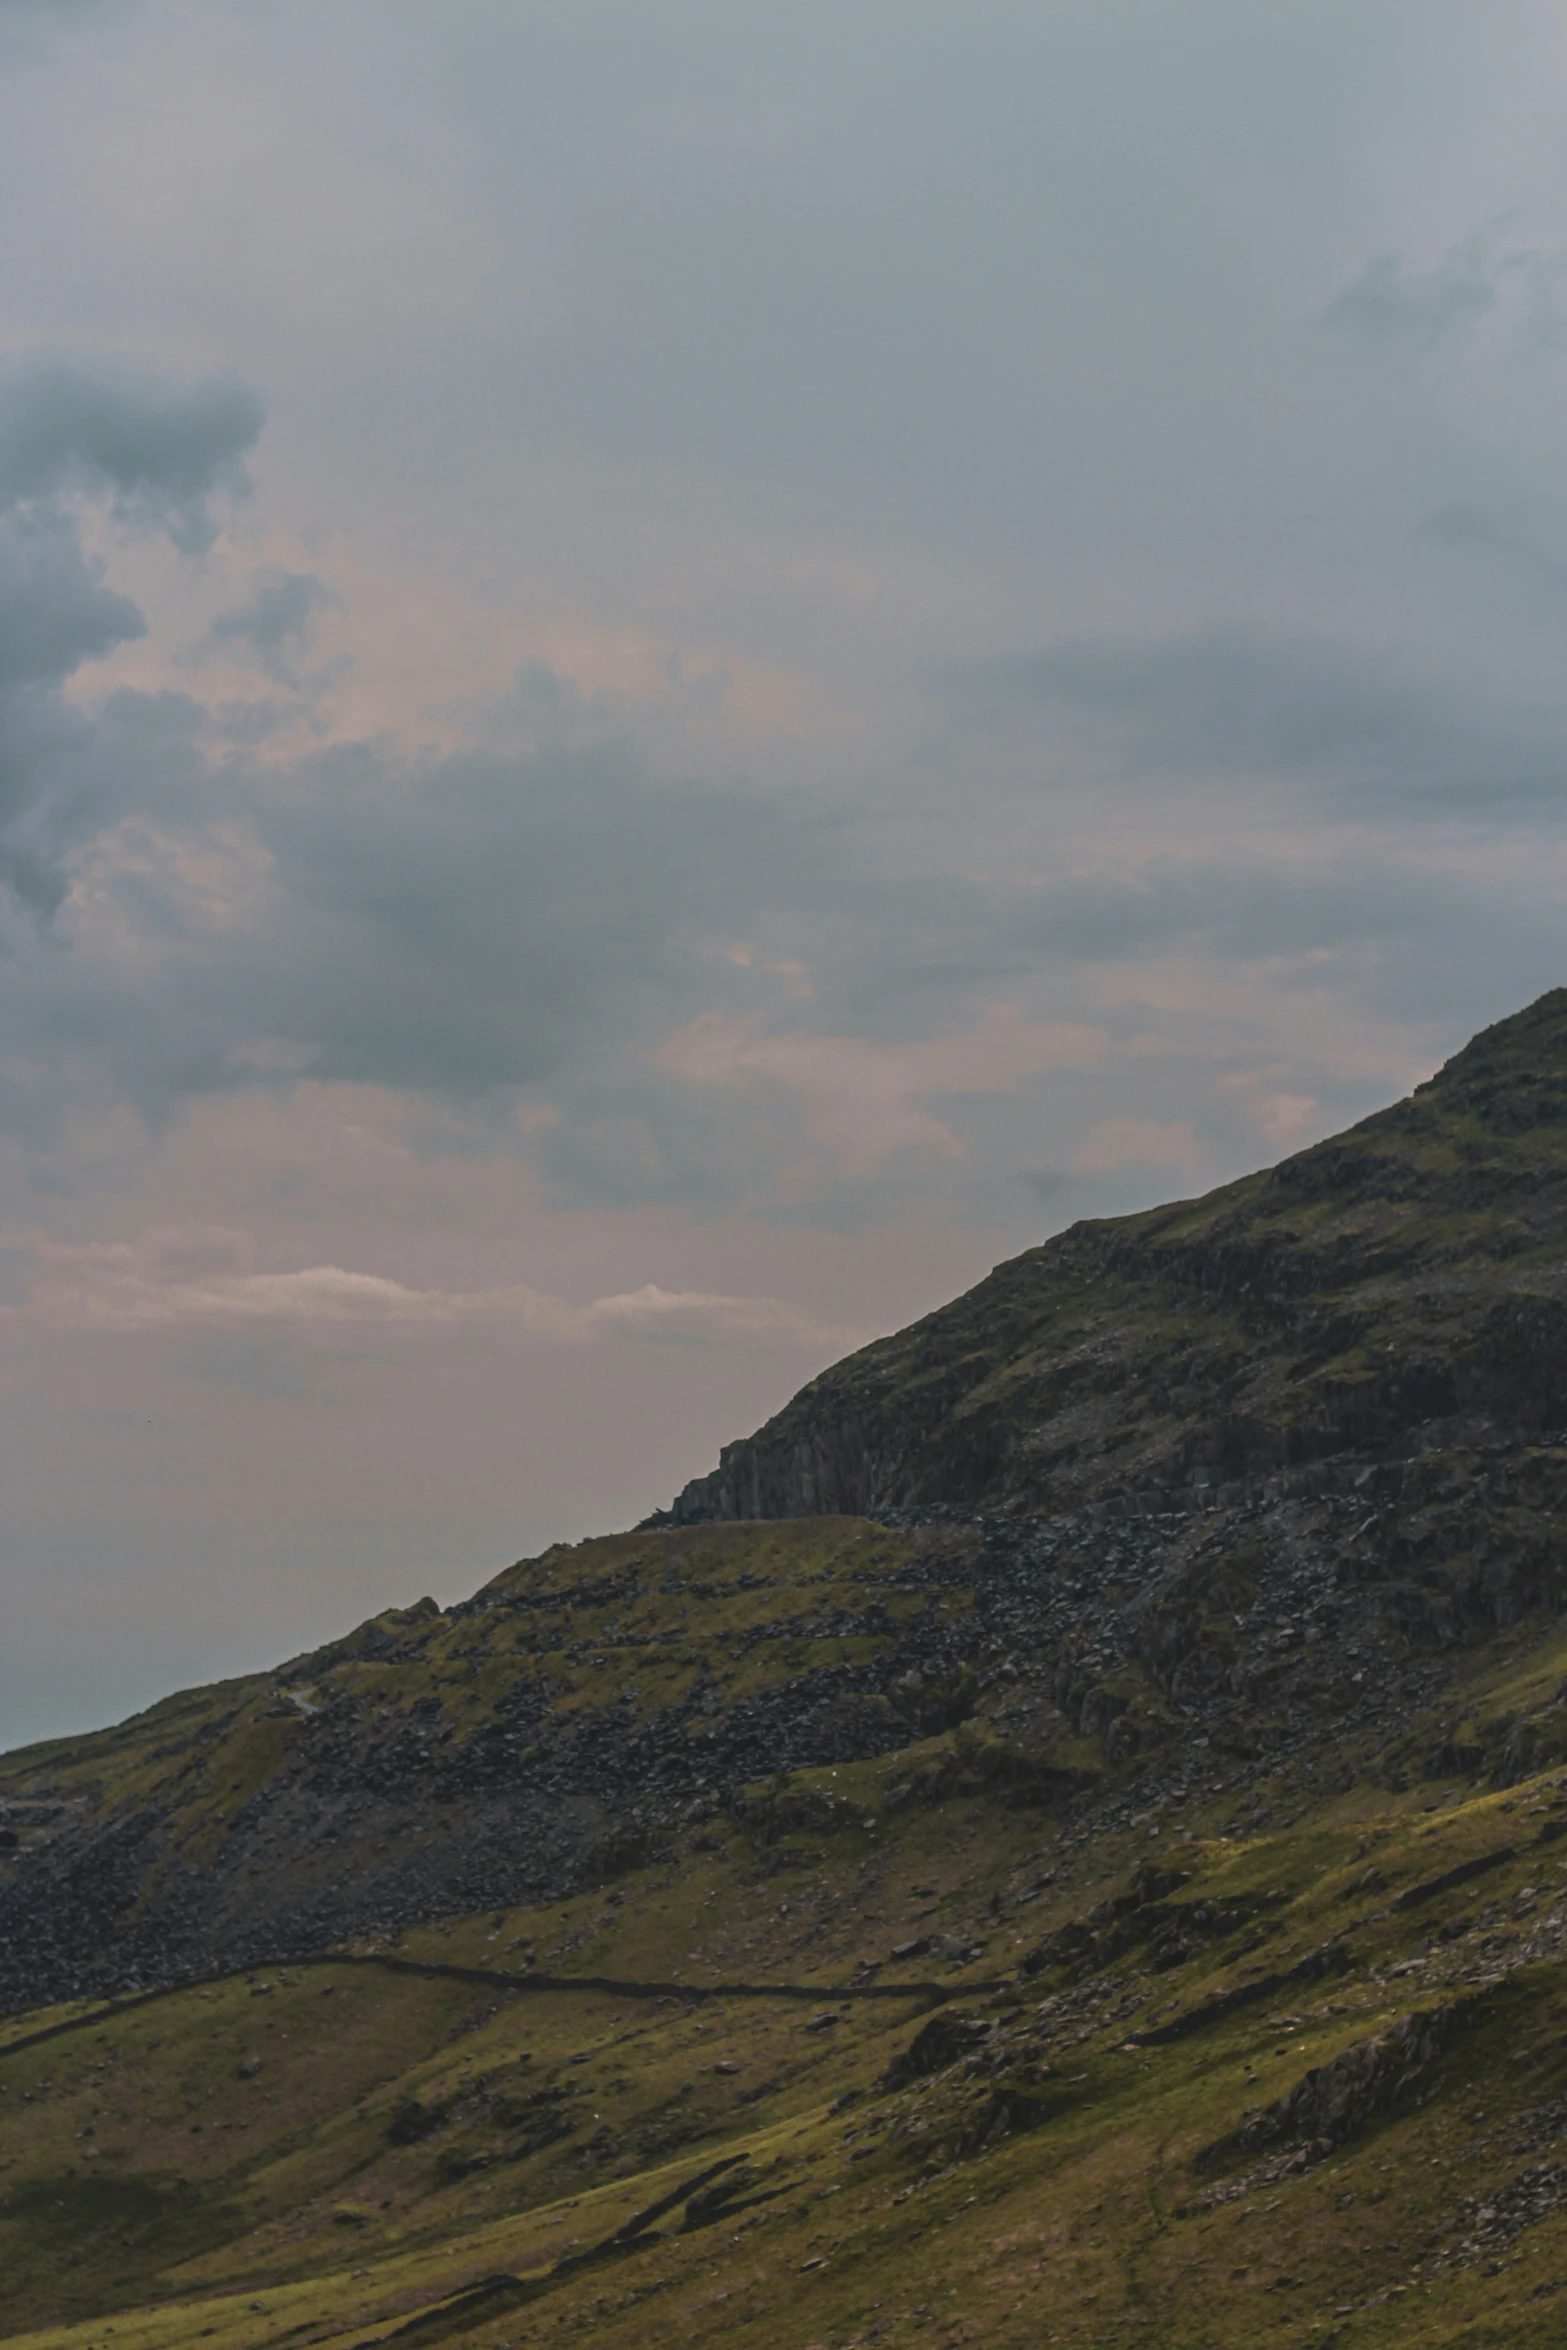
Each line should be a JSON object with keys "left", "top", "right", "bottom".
{"left": 3, "top": 0, "right": 1566, "bottom": 1745}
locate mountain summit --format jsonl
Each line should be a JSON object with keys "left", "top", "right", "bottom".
{"left": 6, "top": 994, "right": 1567, "bottom": 2349}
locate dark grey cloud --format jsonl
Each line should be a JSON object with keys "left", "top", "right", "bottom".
{"left": 250, "top": 741, "right": 806, "bottom": 1098}
{"left": 0, "top": 353, "right": 264, "bottom": 908}
{"left": 3, "top": 708, "right": 837, "bottom": 1138}
{"left": 0, "top": 510, "right": 144, "bottom": 904}
{"left": 0, "top": 505, "right": 143, "bottom": 691}
{"left": 963, "top": 627, "right": 1567, "bottom": 808}
{"left": 199, "top": 570, "right": 339, "bottom": 683}
{"left": 10, "top": 648, "right": 1559, "bottom": 1228}
{"left": 0, "top": 354, "right": 262, "bottom": 550}
{"left": 4, "top": 605, "right": 1561, "bottom": 1221}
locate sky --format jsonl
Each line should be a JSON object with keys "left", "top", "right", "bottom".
{"left": 3, "top": 0, "right": 1567, "bottom": 1747}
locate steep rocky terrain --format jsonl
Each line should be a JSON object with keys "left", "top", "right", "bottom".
{"left": 666, "top": 988, "right": 1567, "bottom": 1529}
{"left": 8, "top": 992, "right": 1567, "bottom": 2348}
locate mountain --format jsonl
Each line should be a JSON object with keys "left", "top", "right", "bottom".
{"left": 5, "top": 992, "right": 1567, "bottom": 2350}
{"left": 665, "top": 986, "right": 1567, "bottom": 1528}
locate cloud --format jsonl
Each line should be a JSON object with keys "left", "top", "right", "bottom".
{"left": 962, "top": 627, "right": 1567, "bottom": 808}
{"left": 51, "top": 731, "right": 827, "bottom": 1117}
{"left": 0, "top": 506, "right": 146, "bottom": 904}
{"left": 973, "top": 628, "right": 1422, "bottom": 776}
{"left": 18, "top": 1229, "right": 858, "bottom": 1351}
{"left": 199, "top": 570, "right": 340, "bottom": 684}
{"left": 0, "top": 352, "right": 265, "bottom": 910}
{"left": 0, "top": 505, "right": 144, "bottom": 691}
{"left": 650, "top": 1003, "right": 1108, "bottom": 1178}
{"left": 1000, "top": 850, "right": 1484, "bottom": 966}
{"left": 1322, "top": 228, "right": 1567, "bottom": 354}
{"left": 1323, "top": 233, "right": 1504, "bottom": 345}
{"left": 0, "top": 706, "right": 835, "bottom": 1208}
{"left": 0, "top": 353, "right": 263, "bottom": 550}
{"left": 3, "top": 641, "right": 1558, "bottom": 1233}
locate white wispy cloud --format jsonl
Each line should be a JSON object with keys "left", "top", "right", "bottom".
{"left": 15, "top": 1235, "right": 857, "bottom": 1350}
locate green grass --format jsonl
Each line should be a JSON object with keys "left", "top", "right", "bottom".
{"left": 6, "top": 1605, "right": 1567, "bottom": 2348}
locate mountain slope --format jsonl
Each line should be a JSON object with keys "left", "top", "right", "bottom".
{"left": 0, "top": 1519, "right": 988, "bottom": 2009}
{"left": 665, "top": 988, "right": 1567, "bottom": 1526}
{"left": 8, "top": 992, "right": 1567, "bottom": 2346}
{"left": 6, "top": 1614, "right": 1567, "bottom": 2350}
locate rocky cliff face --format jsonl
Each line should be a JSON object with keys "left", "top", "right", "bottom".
{"left": 662, "top": 991, "right": 1567, "bottom": 1528}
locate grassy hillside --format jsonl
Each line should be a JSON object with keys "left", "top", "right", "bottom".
{"left": 6, "top": 1588, "right": 1567, "bottom": 2346}
{"left": 10, "top": 992, "right": 1567, "bottom": 2341}
{"left": 0, "top": 1520, "right": 989, "bottom": 2008}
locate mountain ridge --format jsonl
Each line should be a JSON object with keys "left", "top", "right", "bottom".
{"left": 11, "top": 992, "right": 1567, "bottom": 2011}
{"left": 661, "top": 989, "right": 1567, "bottom": 1528}
{"left": 8, "top": 992, "right": 1567, "bottom": 2347}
